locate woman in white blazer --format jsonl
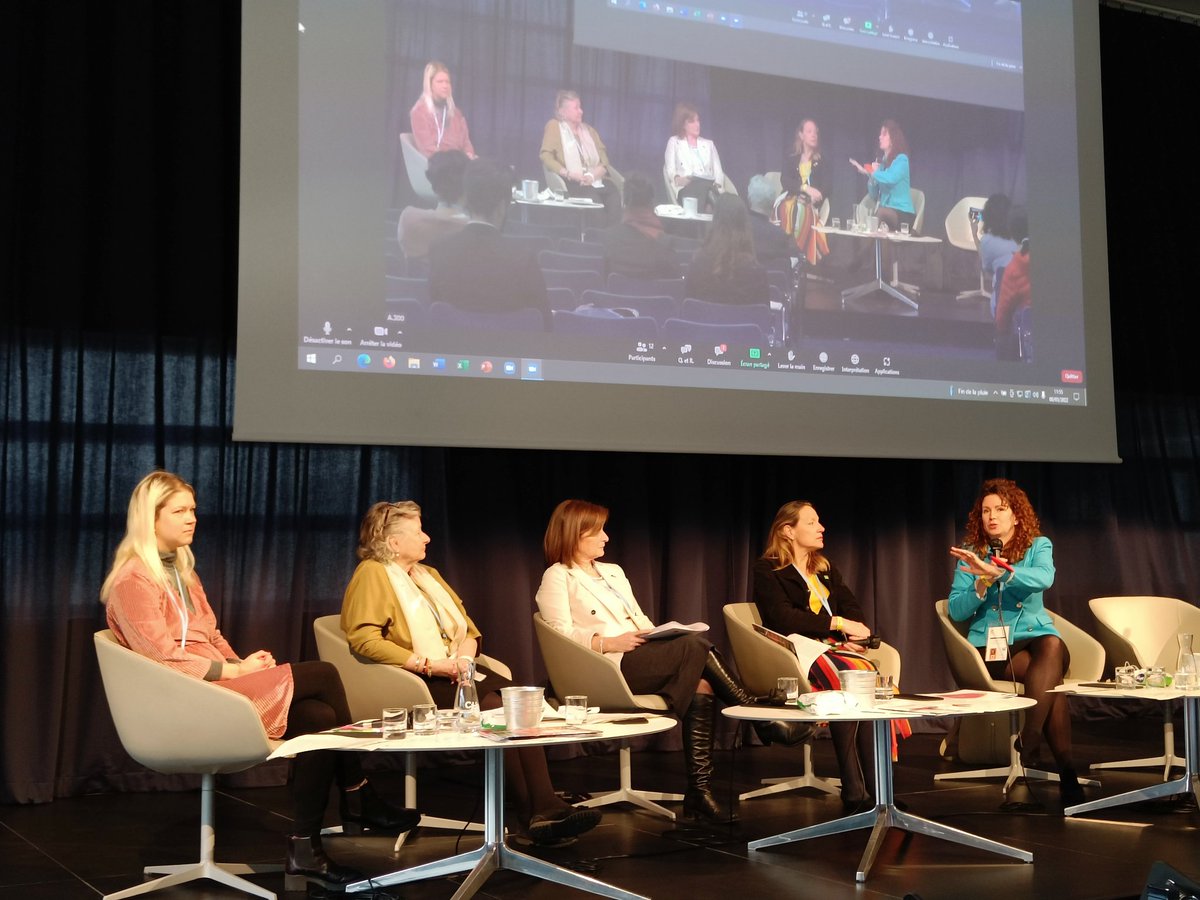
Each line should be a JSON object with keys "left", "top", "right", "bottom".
{"left": 664, "top": 102, "right": 725, "bottom": 212}
{"left": 536, "top": 499, "right": 809, "bottom": 825}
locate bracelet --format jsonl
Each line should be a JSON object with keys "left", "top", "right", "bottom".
{"left": 978, "top": 576, "right": 994, "bottom": 589}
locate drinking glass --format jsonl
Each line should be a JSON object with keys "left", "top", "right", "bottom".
{"left": 900, "top": 222, "right": 910, "bottom": 235}
{"left": 875, "top": 674, "right": 895, "bottom": 702}
{"left": 412, "top": 703, "right": 436, "bottom": 733}
{"left": 831, "top": 217, "right": 842, "bottom": 230}
{"left": 563, "top": 695, "right": 589, "bottom": 725}
{"left": 382, "top": 707, "right": 408, "bottom": 739}
{"left": 776, "top": 676, "right": 800, "bottom": 704}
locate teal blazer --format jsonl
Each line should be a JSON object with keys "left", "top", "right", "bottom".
{"left": 948, "top": 535, "right": 1058, "bottom": 647}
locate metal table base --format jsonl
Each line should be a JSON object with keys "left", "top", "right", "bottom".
{"left": 347, "top": 746, "right": 648, "bottom": 900}
{"left": 840, "top": 234, "right": 919, "bottom": 310}
{"left": 750, "top": 718, "right": 1033, "bottom": 882}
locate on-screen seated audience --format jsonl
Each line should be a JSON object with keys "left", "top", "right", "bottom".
{"left": 101, "top": 471, "right": 418, "bottom": 892}
{"left": 664, "top": 102, "right": 725, "bottom": 213}
{"left": 600, "top": 171, "right": 681, "bottom": 280}
{"left": 408, "top": 61, "right": 476, "bottom": 159}
{"left": 685, "top": 194, "right": 770, "bottom": 305}
{"left": 396, "top": 149, "right": 469, "bottom": 261}
{"left": 746, "top": 174, "right": 795, "bottom": 269}
{"left": 979, "top": 193, "right": 1019, "bottom": 316}
{"left": 994, "top": 207, "right": 1030, "bottom": 355}
{"left": 428, "top": 158, "right": 549, "bottom": 321}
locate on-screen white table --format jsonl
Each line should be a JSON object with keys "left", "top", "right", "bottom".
{"left": 1053, "top": 684, "right": 1200, "bottom": 816}
{"left": 513, "top": 195, "right": 606, "bottom": 241}
{"left": 817, "top": 225, "right": 941, "bottom": 310}
{"left": 273, "top": 715, "right": 675, "bottom": 899}
{"left": 725, "top": 692, "right": 1035, "bottom": 882}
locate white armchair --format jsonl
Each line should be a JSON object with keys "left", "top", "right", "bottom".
{"left": 94, "top": 630, "right": 282, "bottom": 900}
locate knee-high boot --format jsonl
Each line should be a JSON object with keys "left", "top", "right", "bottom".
{"left": 681, "top": 693, "right": 737, "bottom": 824}
{"left": 831, "top": 721, "right": 874, "bottom": 811}
{"left": 702, "top": 650, "right": 814, "bottom": 747}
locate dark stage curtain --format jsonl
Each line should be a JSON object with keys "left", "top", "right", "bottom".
{"left": 3, "top": 1, "right": 1200, "bottom": 803}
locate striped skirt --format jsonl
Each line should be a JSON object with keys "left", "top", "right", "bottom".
{"left": 809, "top": 649, "right": 911, "bottom": 759}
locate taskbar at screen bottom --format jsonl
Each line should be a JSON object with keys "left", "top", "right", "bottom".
{"left": 296, "top": 347, "right": 1087, "bottom": 407}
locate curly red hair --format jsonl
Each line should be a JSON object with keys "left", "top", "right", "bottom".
{"left": 961, "top": 478, "right": 1041, "bottom": 563}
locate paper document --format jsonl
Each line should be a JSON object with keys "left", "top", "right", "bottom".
{"left": 643, "top": 621, "right": 709, "bottom": 640}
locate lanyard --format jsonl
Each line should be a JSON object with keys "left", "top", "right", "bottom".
{"left": 418, "top": 585, "right": 453, "bottom": 646}
{"left": 434, "top": 105, "right": 447, "bottom": 150}
{"left": 165, "top": 567, "right": 190, "bottom": 650}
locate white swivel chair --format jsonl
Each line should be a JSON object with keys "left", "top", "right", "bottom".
{"left": 399, "top": 133, "right": 438, "bottom": 204}
{"left": 312, "top": 615, "right": 512, "bottom": 848}
{"left": 94, "top": 630, "right": 282, "bottom": 900}
{"left": 945, "top": 195, "right": 990, "bottom": 300}
{"left": 1088, "top": 596, "right": 1200, "bottom": 779}
{"left": 723, "top": 602, "right": 901, "bottom": 801}
{"left": 933, "top": 600, "right": 1104, "bottom": 793}
{"left": 532, "top": 612, "right": 681, "bottom": 820}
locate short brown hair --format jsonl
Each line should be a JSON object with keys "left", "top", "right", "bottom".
{"left": 543, "top": 499, "right": 608, "bottom": 566}
{"left": 672, "top": 102, "right": 699, "bottom": 138}
{"left": 357, "top": 500, "right": 421, "bottom": 562}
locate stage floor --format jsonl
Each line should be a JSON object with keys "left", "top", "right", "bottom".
{"left": 3, "top": 720, "right": 1197, "bottom": 899}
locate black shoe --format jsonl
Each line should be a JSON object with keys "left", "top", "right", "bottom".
{"left": 284, "top": 834, "right": 364, "bottom": 892}
{"left": 754, "top": 719, "right": 816, "bottom": 747}
{"left": 1016, "top": 733, "right": 1046, "bottom": 771}
{"left": 528, "top": 806, "right": 602, "bottom": 845}
{"left": 340, "top": 781, "right": 421, "bottom": 834}
{"left": 841, "top": 796, "right": 874, "bottom": 815}
{"left": 683, "top": 788, "right": 738, "bottom": 824}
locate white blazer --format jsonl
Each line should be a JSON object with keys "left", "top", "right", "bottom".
{"left": 664, "top": 135, "right": 724, "bottom": 189}
{"left": 535, "top": 562, "right": 654, "bottom": 665}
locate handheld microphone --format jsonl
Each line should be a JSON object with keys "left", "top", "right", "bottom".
{"left": 988, "top": 537, "right": 1012, "bottom": 570}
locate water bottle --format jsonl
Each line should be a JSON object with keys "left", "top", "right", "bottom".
{"left": 454, "top": 658, "right": 481, "bottom": 732}
{"left": 1175, "top": 633, "right": 1198, "bottom": 691}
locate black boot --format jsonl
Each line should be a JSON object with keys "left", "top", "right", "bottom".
{"left": 284, "top": 834, "right": 364, "bottom": 891}
{"left": 831, "top": 721, "right": 872, "bottom": 811}
{"left": 1058, "top": 766, "right": 1084, "bottom": 808}
{"left": 340, "top": 780, "right": 421, "bottom": 834}
{"left": 702, "top": 650, "right": 814, "bottom": 747}
{"left": 681, "top": 693, "right": 737, "bottom": 824}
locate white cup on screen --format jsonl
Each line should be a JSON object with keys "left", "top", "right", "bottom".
{"left": 682, "top": 196, "right": 698, "bottom": 216}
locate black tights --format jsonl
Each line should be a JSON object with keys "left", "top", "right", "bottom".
{"left": 830, "top": 721, "right": 875, "bottom": 803}
{"left": 285, "top": 660, "right": 361, "bottom": 835}
{"left": 989, "top": 634, "right": 1074, "bottom": 768}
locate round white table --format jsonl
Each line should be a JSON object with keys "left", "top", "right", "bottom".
{"left": 725, "top": 692, "right": 1036, "bottom": 882}
{"left": 817, "top": 224, "right": 942, "bottom": 310}
{"left": 272, "top": 714, "right": 676, "bottom": 899}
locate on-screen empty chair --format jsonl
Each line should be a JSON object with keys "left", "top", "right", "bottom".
{"left": 538, "top": 250, "right": 604, "bottom": 273}
{"left": 313, "top": 615, "right": 512, "bottom": 848}
{"left": 580, "top": 289, "right": 678, "bottom": 325}
{"left": 723, "top": 603, "right": 902, "bottom": 801}
{"left": 551, "top": 310, "right": 659, "bottom": 341}
{"left": 556, "top": 238, "right": 606, "bottom": 258}
{"left": 681, "top": 298, "right": 775, "bottom": 335}
{"left": 428, "top": 302, "right": 545, "bottom": 332}
{"left": 547, "top": 286, "right": 578, "bottom": 312}
{"left": 933, "top": 599, "right": 1103, "bottom": 793}
{"left": 661, "top": 319, "right": 763, "bottom": 349}
{"left": 541, "top": 268, "right": 605, "bottom": 296}
{"left": 1088, "top": 596, "right": 1200, "bottom": 778}
{"left": 94, "top": 630, "right": 281, "bottom": 900}
{"left": 532, "top": 612, "right": 681, "bottom": 820}
{"left": 944, "top": 195, "right": 989, "bottom": 301}
{"left": 385, "top": 275, "right": 430, "bottom": 304}
{"left": 399, "top": 133, "right": 437, "bottom": 205}
{"left": 606, "top": 272, "right": 686, "bottom": 303}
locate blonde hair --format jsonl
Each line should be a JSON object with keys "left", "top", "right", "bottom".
{"left": 420, "top": 60, "right": 457, "bottom": 118}
{"left": 100, "top": 471, "right": 196, "bottom": 603}
{"left": 357, "top": 500, "right": 422, "bottom": 563}
{"left": 761, "top": 500, "right": 829, "bottom": 574}
{"left": 543, "top": 499, "right": 608, "bottom": 567}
